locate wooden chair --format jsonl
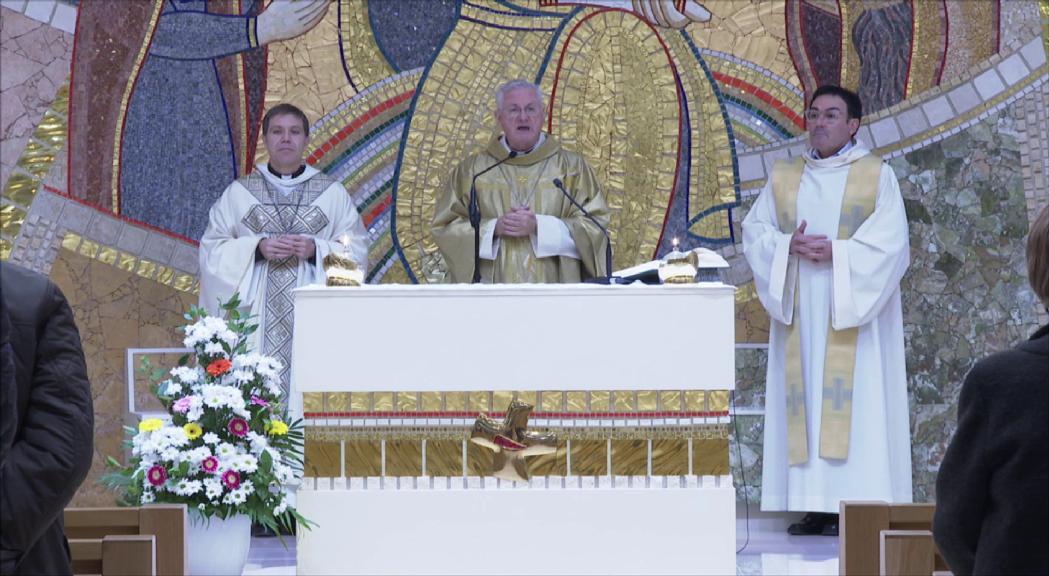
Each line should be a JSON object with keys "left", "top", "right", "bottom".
{"left": 840, "top": 501, "right": 951, "bottom": 576}
{"left": 64, "top": 504, "right": 186, "bottom": 576}
{"left": 68, "top": 535, "right": 155, "bottom": 576}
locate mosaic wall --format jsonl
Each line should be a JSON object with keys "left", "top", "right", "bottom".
{"left": 1, "top": 0, "right": 1047, "bottom": 505}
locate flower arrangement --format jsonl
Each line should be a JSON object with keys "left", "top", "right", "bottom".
{"left": 103, "top": 295, "right": 311, "bottom": 534}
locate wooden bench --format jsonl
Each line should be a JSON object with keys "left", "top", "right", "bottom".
{"left": 840, "top": 501, "right": 951, "bottom": 576}
{"left": 64, "top": 504, "right": 186, "bottom": 576}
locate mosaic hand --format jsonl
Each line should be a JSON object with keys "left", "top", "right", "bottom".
{"left": 257, "top": 0, "right": 331, "bottom": 46}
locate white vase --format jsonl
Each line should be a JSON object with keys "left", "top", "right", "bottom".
{"left": 186, "top": 511, "right": 252, "bottom": 576}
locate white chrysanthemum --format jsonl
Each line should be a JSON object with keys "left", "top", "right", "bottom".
{"left": 232, "top": 454, "right": 258, "bottom": 474}
{"left": 203, "top": 477, "right": 223, "bottom": 500}
{"left": 141, "top": 490, "right": 156, "bottom": 504}
{"left": 273, "top": 462, "right": 295, "bottom": 484}
{"left": 231, "top": 369, "right": 254, "bottom": 385}
{"left": 240, "top": 479, "right": 255, "bottom": 495}
{"left": 152, "top": 426, "right": 189, "bottom": 449}
{"left": 170, "top": 366, "right": 201, "bottom": 384}
{"left": 203, "top": 341, "right": 227, "bottom": 357}
{"left": 185, "top": 446, "right": 212, "bottom": 465}
{"left": 223, "top": 488, "right": 248, "bottom": 506}
{"left": 174, "top": 479, "right": 202, "bottom": 496}
{"left": 273, "top": 497, "right": 288, "bottom": 516}
{"left": 182, "top": 396, "right": 205, "bottom": 422}
{"left": 215, "top": 442, "right": 238, "bottom": 460}
{"left": 246, "top": 432, "right": 269, "bottom": 455}
{"left": 202, "top": 433, "right": 220, "bottom": 445}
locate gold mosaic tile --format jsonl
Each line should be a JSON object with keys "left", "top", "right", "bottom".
{"left": 610, "top": 439, "right": 648, "bottom": 476}
{"left": 570, "top": 439, "right": 608, "bottom": 476}
{"left": 343, "top": 440, "right": 382, "bottom": 477}
{"left": 385, "top": 440, "right": 423, "bottom": 477}
{"left": 304, "top": 441, "right": 342, "bottom": 477}
{"left": 651, "top": 438, "right": 690, "bottom": 476}
{"left": 426, "top": 439, "right": 465, "bottom": 477}
{"left": 693, "top": 438, "right": 730, "bottom": 476}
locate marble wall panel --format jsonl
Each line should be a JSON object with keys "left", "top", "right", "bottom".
{"left": 49, "top": 248, "right": 197, "bottom": 506}
{"left": 0, "top": 7, "right": 71, "bottom": 189}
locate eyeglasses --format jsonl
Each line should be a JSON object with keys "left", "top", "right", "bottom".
{"left": 805, "top": 110, "right": 845, "bottom": 123}
{"left": 503, "top": 105, "right": 541, "bottom": 118}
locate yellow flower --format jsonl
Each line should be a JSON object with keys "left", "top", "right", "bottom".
{"left": 267, "top": 420, "right": 289, "bottom": 436}
{"left": 138, "top": 418, "right": 163, "bottom": 432}
{"left": 183, "top": 423, "right": 203, "bottom": 440}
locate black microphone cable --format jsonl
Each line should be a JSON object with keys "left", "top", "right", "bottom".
{"left": 732, "top": 389, "right": 751, "bottom": 555}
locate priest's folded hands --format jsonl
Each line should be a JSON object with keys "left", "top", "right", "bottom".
{"left": 258, "top": 235, "right": 316, "bottom": 260}
{"left": 789, "top": 220, "right": 833, "bottom": 263}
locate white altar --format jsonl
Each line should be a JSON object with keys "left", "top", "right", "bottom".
{"left": 292, "top": 283, "right": 736, "bottom": 575}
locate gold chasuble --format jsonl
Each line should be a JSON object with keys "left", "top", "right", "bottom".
{"left": 432, "top": 134, "right": 610, "bottom": 283}
{"left": 771, "top": 155, "right": 881, "bottom": 464}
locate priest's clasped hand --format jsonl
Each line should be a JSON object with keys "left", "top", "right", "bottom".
{"left": 495, "top": 206, "right": 538, "bottom": 238}
{"left": 789, "top": 220, "right": 833, "bottom": 263}
{"left": 258, "top": 235, "right": 316, "bottom": 260}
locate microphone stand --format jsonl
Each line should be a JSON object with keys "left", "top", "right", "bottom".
{"left": 552, "top": 178, "right": 614, "bottom": 284}
{"left": 469, "top": 150, "right": 518, "bottom": 283}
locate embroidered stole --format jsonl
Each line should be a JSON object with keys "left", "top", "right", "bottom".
{"left": 770, "top": 154, "right": 881, "bottom": 465}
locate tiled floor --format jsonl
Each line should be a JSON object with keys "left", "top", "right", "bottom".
{"left": 242, "top": 507, "right": 840, "bottom": 575}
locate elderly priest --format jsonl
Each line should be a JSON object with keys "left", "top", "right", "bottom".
{"left": 432, "top": 80, "right": 610, "bottom": 283}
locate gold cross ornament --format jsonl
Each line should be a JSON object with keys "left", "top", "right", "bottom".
{"left": 470, "top": 400, "right": 557, "bottom": 482}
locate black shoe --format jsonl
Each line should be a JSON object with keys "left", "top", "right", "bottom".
{"left": 787, "top": 512, "right": 837, "bottom": 536}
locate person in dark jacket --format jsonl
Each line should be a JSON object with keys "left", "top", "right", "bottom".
{"left": 0, "top": 262, "right": 94, "bottom": 576}
{"left": 933, "top": 204, "right": 1049, "bottom": 575}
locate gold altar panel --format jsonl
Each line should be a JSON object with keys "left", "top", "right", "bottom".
{"left": 373, "top": 392, "right": 393, "bottom": 411}
{"left": 566, "top": 391, "right": 587, "bottom": 412}
{"left": 421, "top": 392, "right": 442, "bottom": 412}
{"left": 350, "top": 392, "right": 370, "bottom": 412}
{"left": 445, "top": 392, "right": 467, "bottom": 412}
{"left": 541, "top": 391, "right": 564, "bottom": 413}
{"left": 344, "top": 440, "right": 382, "bottom": 477}
{"left": 610, "top": 439, "right": 648, "bottom": 476}
{"left": 385, "top": 440, "right": 423, "bottom": 477}
{"left": 304, "top": 441, "right": 341, "bottom": 478}
{"left": 660, "top": 391, "right": 683, "bottom": 412}
{"left": 465, "top": 441, "right": 491, "bottom": 477}
{"left": 469, "top": 391, "right": 491, "bottom": 413}
{"left": 303, "top": 393, "right": 323, "bottom": 413}
{"left": 396, "top": 392, "right": 418, "bottom": 412}
{"left": 589, "top": 391, "right": 610, "bottom": 412}
{"left": 327, "top": 393, "right": 350, "bottom": 413}
{"left": 651, "top": 439, "right": 690, "bottom": 476}
{"left": 493, "top": 391, "right": 513, "bottom": 412}
{"left": 613, "top": 390, "right": 636, "bottom": 412}
{"left": 685, "top": 390, "right": 708, "bottom": 412}
{"left": 708, "top": 390, "right": 729, "bottom": 413}
{"left": 529, "top": 441, "right": 568, "bottom": 477}
{"left": 637, "top": 390, "right": 658, "bottom": 412}
{"left": 693, "top": 438, "right": 730, "bottom": 476}
{"left": 571, "top": 440, "right": 607, "bottom": 476}
{"left": 427, "top": 440, "right": 465, "bottom": 477}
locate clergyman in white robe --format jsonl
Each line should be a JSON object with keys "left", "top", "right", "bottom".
{"left": 199, "top": 163, "right": 369, "bottom": 395}
{"left": 742, "top": 140, "right": 913, "bottom": 512}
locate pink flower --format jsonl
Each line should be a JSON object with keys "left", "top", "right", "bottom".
{"left": 250, "top": 395, "right": 270, "bottom": 409}
{"left": 172, "top": 396, "right": 193, "bottom": 414}
{"left": 228, "top": 417, "right": 249, "bottom": 437}
{"left": 201, "top": 456, "right": 219, "bottom": 474}
{"left": 147, "top": 465, "right": 167, "bottom": 487}
{"left": 222, "top": 469, "right": 240, "bottom": 490}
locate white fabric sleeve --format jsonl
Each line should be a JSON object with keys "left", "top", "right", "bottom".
{"left": 830, "top": 165, "right": 910, "bottom": 329}
{"left": 198, "top": 183, "right": 262, "bottom": 315}
{"left": 479, "top": 218, "right": 499, "bottom": 260}
{"left": 533, "top": 214, "right": 581, "bottom": 259}
{"left": 742, "top": 180, "right": 796, "bottom": 325}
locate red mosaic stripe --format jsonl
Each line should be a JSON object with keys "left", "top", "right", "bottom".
{"left": 307, "top": 89, "right": 416, "bottom": 166}
{"left": 711, "top": 71, "right": 805, "bottom": 129}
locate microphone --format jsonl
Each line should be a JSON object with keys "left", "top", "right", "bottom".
{"left": 469, "top": 150, "right": 518, "bottom": 283}
{"left": 552, "top": 178, "right": 613, "bottom": 284}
